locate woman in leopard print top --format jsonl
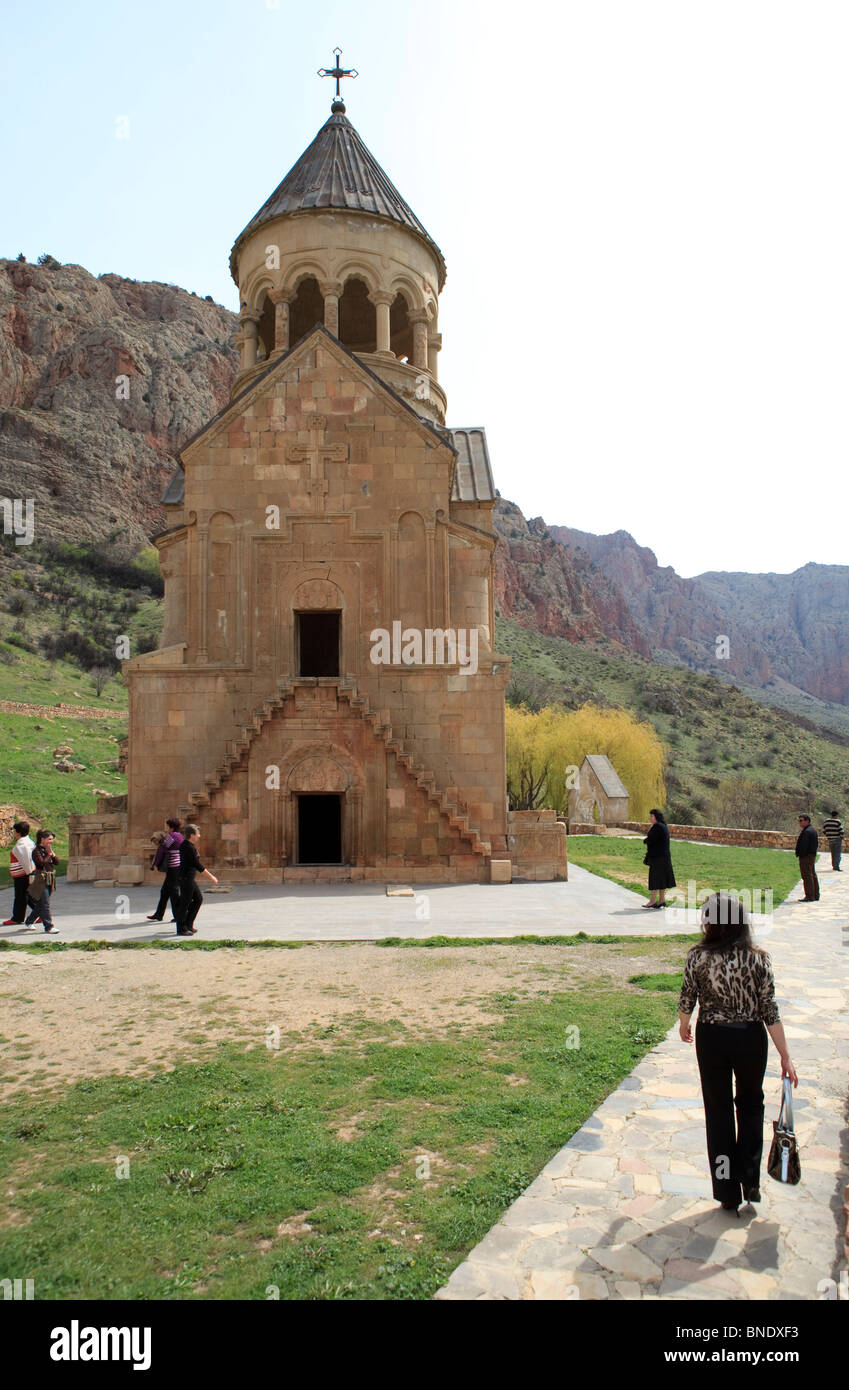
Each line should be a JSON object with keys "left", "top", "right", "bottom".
{"left": 678, "top": 892, "right": 798, "bottom": 1213}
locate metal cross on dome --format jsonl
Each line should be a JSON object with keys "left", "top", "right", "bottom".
{"left": 318, "top": 47, "right": 358, "bottom": 101}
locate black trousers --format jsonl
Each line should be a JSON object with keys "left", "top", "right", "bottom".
{"left": 11, "top": 876, "right": 29, "bottom": 923}
{"left": 176, "top": 880, "right": 202, "bottom": 932}
{"left": 152, "top": 867, "right": 181, "bottom": 921}
{"left": 695, "top": 1020, "right": 768, "bottom": 1205}
{"left": 798, "top": 854, "right": 820, "bottom": 900}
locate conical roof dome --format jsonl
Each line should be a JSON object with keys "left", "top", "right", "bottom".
{"left": 229, "top": 103, "right": 446, "bottom": 287}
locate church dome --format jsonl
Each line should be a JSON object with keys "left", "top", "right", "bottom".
{"left": 229, "top": 102, "right": 446, "bottom": 289}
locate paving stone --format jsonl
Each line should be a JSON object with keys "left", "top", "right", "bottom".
{"left": 664, "top": 1257, "right": 728, "bottom": 1284}
{"left": 588, "top": 1216, "right": 648, "bottom": 1247}
{"left": 520, "top": 1238, "right": 603, "bottom": 1273}
{"left": 566, "top": 1155, "right": 619, "bottom": 1181}
{"left": 467, "top": 1226, "right": 530, "bottom": 1265}
{"left": 565, "top": 1130, "right": 603, "bottom": 1152}
{"left": 633, "top": 1173, "right": 662, "bottom": 1194}
{"left": 588, "top": 1242, "right": 663, "bottom": 1283}
{"left": 620, "top": 1156, "right": 655, "bottom": 1175}
{"left": 734, "top": 1268, "right": 779, "bottom": 1299}
{"left": 620, "top": 1194, "right": 662, "bottom": 1221}
{"left": 661, "top": 1174, "right": 713, "bottom": 1198}
{"left": 527, "top": 1269, "right": 608, "bottom": 1300}
{"left": 613, "top": 1280, "right": 643, "bottom": 1300}
{"left": 550, "top": 1182, "right": 619, "bottom": 1209}
{"left": 435, "top": 1263, "right": 490, "bottom": 1299}
{"left": 501, "top": 1199, "right": 576, "bottom": 1231}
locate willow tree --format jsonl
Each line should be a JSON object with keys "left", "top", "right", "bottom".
{"left": 506, "top": 703, "right": 665, "bottom": 819}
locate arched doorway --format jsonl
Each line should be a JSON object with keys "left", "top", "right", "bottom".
{"left": 282, "top": 752, "right": 363, "bottom": 867}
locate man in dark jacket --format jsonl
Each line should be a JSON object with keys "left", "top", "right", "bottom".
{"left": 795, "top": 815, "right": 820, "bottom": 902}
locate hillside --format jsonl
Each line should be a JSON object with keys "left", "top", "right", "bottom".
{"left": 0, "top": 255, "right": 238, "bottom": 553}
{"left": 497, "top": 614, "right": 849, "bottom": 827}
{"left": 550, "top": 523, "right": 849, "bottom": 706}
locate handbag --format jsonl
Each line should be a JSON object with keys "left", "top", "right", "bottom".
{"left": 28, "top": 870, "right": 47, "bottom": 901}
{"left": 767, "top": 1077, "right": 801, "bottom": 1185}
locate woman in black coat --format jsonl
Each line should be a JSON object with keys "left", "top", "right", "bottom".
{"left": 643, "top": 808, "right": 676, "bottom": 910}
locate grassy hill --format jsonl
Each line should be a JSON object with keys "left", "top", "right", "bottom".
{"left": 497, "top": 615, "right": 849, "bottom": 827}
{"left": 0, "top": 650, "right": 127, "bottom": 878}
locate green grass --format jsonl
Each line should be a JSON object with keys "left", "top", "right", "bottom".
{"left": 567, "top": 835, "right": 801, "bottom": 906}
{"left": 0, "top": 708, "right": 126, "bottom": 867}
{"left": 0, "top": 646, "right": 128, "bottom": 710}
{"left": 0, "top": 932, "right": 702, "bottom": 955}
{"left": 629, "top": 971, "right": 685, "bottom": 992}
{"left": 0, "top": 978, "right": 682, "bottom": 1300}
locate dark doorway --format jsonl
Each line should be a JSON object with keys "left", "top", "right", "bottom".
{"left": 297, "top": 611, "right": 340, "bottom": 676}
{"left": 290, "top": 277, "right": 324, "bottom": 345}
{"left": 298, "top": 794, "right": 342, "bottom": 864}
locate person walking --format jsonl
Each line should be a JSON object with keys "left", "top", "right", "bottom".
{"left": 24, "top": 828, "right": 60, "bottom": 934}
{"left": 821, "top": 810, "right": 844, "bottom": 871}
{"left": 3, "top": 820, "right": 35, "bottom": 927}
{"left": 175, "top": 824, "right": 218, "bottom": 936}
{"left": 794, "top": 814, "right": 820, "bottom": 901}
{"left": 678, "top": 891, "right": 798, "bottom": 1213}
{"left": 642, "top": 808, "right": 676, "bottom": 909}
{"left": 147, "top": 818, "right": 184, "bottom": 923}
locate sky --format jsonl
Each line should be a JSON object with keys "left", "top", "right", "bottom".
{"left": 1, "top": 0, "right": 847, "bottom": 577}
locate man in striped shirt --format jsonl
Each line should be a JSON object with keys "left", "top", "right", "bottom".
{"left": 822, "top": 810, "right": 844, "bottom": 871}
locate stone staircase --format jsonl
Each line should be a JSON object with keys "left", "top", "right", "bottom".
{"left": 177, "top": 675, "right": 491, "bottom": 860}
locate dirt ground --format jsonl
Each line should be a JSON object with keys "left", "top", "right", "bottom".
{"left": 0, "top": 942, "right": 683, "bottom": 1099}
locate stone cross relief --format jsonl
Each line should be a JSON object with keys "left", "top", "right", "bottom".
{"left": 287, "top": 414, "right": 348, "bottom": 513}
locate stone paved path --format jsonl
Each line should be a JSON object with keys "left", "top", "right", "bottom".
{"left": 437, "top": 856, "right": 849, "bottom": 1301}
{"left": 0, "top": 863, "right": 690, "bottom": 943}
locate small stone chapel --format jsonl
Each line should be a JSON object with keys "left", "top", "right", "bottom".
{"left": 70, "top": 69, "right": 537, "bottom": 884}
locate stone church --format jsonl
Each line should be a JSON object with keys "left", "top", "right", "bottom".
{"left": 70, "top": 89, "right": 531, "bottom": 885}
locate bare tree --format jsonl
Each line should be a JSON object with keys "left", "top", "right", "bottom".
{"left": 89, "top": 665, "right": 113, "bottom": 698}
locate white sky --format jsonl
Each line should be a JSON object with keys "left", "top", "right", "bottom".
{"left": 2, "top": 0, "right": 847, "bottom": 577}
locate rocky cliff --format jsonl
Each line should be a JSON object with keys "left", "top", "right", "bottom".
{"left": 493, "top": 502, "right": 651, "bottom": 656}
{"left": 0, "top": 257, "right": 239, "bottom": 548}
{"left": 552, "top": 525, "right": 849, "bottom": 704}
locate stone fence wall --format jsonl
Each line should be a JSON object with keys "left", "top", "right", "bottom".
{"left": 569, "top": 820, "right": 845, "bottom": 852}
{"left": 0, "top": 700, "right": 127, "bottom": 721}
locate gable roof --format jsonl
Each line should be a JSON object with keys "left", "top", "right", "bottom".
{"left": 584, "top": 754, "right": 629, "bottom": 799}
{"left": 229, "top": 103, "right": 446, "bottom": 288}
{"left": 161, "top": 322, "right": 457, "bottom": 503}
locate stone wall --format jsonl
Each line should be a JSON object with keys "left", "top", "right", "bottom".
{"left": 66, "top": 796, "right": 128, "bottom": 882}
{"left": 615, "top": 822, "right": 843, "bottom": 852}
{"left": 508, "top": 809, "right": 567, "bottom": 881}
{"left": 0, "top": 805, "right": 40, "bottom": 846}
{"left": 0, "top": 701, "right": 126, "bottom": 722}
